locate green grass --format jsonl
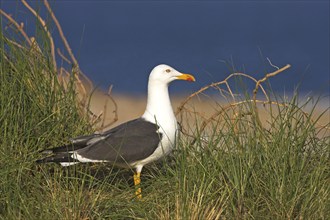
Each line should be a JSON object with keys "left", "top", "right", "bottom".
{"left": 1, "top": 18, "right": 329, "bottom": 220}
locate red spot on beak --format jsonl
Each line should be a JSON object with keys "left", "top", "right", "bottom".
{"left": 177, "top": 73, "right": 196, "bottom": 82}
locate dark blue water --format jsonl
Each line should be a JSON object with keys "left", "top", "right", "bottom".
{"left": 2, "top": 1, "right": 329, "bottom": 96}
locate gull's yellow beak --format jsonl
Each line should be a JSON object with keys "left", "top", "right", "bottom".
{"left": 176, "top": 73, "right": 196, "bottom": 82}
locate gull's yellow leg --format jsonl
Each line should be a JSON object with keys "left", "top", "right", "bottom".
{"left": 133, "top": 172, "right": 142, "bottom": 199}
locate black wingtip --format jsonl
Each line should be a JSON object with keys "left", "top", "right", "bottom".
{"left": 36, "top": 159, "right": 45, "bottom": 164}
{"left": 36, "top": 153, "right": 78, "bottom": 164}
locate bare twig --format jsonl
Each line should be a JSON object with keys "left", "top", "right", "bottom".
{"left": 91, "top": 111, "right": 104, "bottom": 125}
{"left": 176, "top": 72, "right": 269, "bottom": 115}
{"left": 43, "top": 0, "right": 117, "bottom": 128}
{"left": 21, "top": 0, "right": 56, "bottom": 71}
{"left": 78, "top": 70, "right": 95, "bottom": 93}
{"left": 252, "top": 64, "right": 291, "bottom": 100}
{"left": 44, "top": 0, "right": 95, "bottom": 100}
{"left": 0, "top": 9, "right": 32, "bottom": 45}
{"left": 57, "top": 48, "right": 72, "bottom": 65}
{"left": 4, "top": 37, "right": 25, "bottom": 49}
{"left": 43, "top": 0, "right": 78, "bottom": 69}
{"left": 94, "top": 85, "right": 118, "bottom": 131}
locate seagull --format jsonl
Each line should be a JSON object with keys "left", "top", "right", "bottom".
{"left": 37, "top": 64, "right": 195, "bottom": 198}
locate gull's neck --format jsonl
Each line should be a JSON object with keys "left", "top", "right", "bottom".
{"left": 142, "top": 81, "right": 176, "bottom": 125}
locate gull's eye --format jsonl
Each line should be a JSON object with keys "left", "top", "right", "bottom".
{"left": 165, "top": 69, "right": 171, "bottom": 73}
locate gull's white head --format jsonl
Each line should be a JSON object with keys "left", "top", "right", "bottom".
{"left": 148, "top": 64, "right": 195, "bottom": 85}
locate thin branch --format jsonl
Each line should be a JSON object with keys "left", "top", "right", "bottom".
{"left": 91, "top": 111, "right": 104, "bottom": 126}
{"left": 57, "top": 48, "right": 71, "bottom": 65}
{"left": 78, "top": 70, "right": 95, "bottom": 93}
{"left": 43, "top": 0, "right": 94, "bottom": 102}
{"left": 253, "top": 64, "right": 291, "bottom": 100}
{"left": 0, "top": 9, "right": 32, "bottom": 45}
{"left": 176, "top": 72, "right": 269, "bottom": 115}
{"left": 21, "top": 0, "right": 56, "bottom": 71}
{"left": 94, "top": 85, "right": 118, "bottom": 131}
{"left": 43, "top": 0, "right": 78, "bottom": 68}
{"left": 4, "top": 37, "right": 25, "bottom": 49}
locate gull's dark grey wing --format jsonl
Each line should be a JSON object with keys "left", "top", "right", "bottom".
{"left": 76, "top": 118, "right": 162, "bottom": 164}
{"left": 40, "top": 120, "right": 140, "bottom": 154}
{"left": 40, "top": 134, "right": 102, "bottom": 154}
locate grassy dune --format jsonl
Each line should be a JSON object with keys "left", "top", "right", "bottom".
{"left": 1, "top": 14, "right": 329, "bottom": 220}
